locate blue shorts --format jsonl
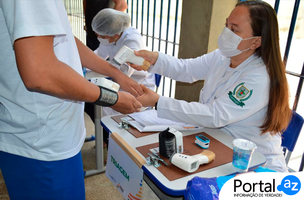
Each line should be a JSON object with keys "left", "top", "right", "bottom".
{"left": 0, "top": 151, "right": 85, "bottom": 200}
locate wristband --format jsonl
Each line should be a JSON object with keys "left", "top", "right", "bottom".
{"left": 155, "top": 101, "right": 158, "bottom": 110}
{"left": 93, "top": 86, "right": 118, "bottom": 106}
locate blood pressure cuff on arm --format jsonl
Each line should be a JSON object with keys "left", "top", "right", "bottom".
{"left": 93, "top": 86, "right": 118, "bottom": 107}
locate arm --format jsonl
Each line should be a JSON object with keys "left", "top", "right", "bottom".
{"left": 137, "top": 63, "right": 269, "bottom": 128}
{"left": 132, "top": 50, "right": 212, "bottom": 83}
{"left": 83, "top": 0, "right": 86, "bottom": 15}
{"left": 112, "top": 0, "right": 128, "bottom": 11}
{"left": 15, "top": 36, "right": 99, "bottom": 102}
{"left": 156, "top": 73, "right": 269, "bottom": 128}
{"left": 83, "top": 0, "right": 86, "bottom": 31}
{"left": 14, "top": 36, "right": 141, "bottom": 114}
{"left": 74, "top": 37, "right": 143, "bottom": 97}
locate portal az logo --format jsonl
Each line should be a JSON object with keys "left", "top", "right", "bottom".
{"left": 277, "top": 175, "right": 301, "bottom": 195}
{"left": 233, "top": 174, "right": 302, "bottom": 198}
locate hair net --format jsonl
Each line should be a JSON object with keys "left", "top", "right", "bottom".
{"left": 92, "top": 8, "right": 131, "bottom": 36}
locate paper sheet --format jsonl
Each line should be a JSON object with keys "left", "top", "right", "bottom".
{"left": 128, "top": 109, "right": 202, "bottom": 132}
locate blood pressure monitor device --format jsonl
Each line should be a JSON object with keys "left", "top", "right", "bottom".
{"left": 195, "top": 134, "right": 210, "bottom": 149}
{"left": 159, "top": 128, "right": 184, "bottom": 158}
{"left": 90, "top": 77, "right": 120, "bottom": 92}
{"left": 169, "top": 128, "right": 184, "bottom": 154}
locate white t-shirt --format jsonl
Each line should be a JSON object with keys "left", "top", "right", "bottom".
{"left": 0, "top": 0, "right": 86, "bottom": 161}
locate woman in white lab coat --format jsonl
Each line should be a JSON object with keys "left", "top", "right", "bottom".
{"left": 91, "top": 8, "right": 155, "bottom": 116}
{"left": 131, "top": 1, "right": 291, "bottom": 172}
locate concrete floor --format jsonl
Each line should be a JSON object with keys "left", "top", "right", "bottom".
{"left": 0, "top": 113, "right": 159, "bottom": 200}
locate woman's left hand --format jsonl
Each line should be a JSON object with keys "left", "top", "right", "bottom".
{"left": 136, "top": 84, "right": 160, "bottom": 107}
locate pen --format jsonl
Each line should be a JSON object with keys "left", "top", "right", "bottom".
{"left": 183, "top": 126, "right": 199, "bottom": 129}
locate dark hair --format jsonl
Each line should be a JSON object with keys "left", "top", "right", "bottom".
{"left": 236, "top": 0, "right": 291, "bottom": 135}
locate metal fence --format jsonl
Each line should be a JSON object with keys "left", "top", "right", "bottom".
{"left": 126, "top": 0, "right": 182, "bottom": 97}
{"left": 274, "top": 0, "right": 303, "bottom": 112}
{"left": 63, "top": 0, "right": 86, "bottom": 43}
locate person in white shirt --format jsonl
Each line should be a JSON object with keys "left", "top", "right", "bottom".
{"left": 91, "top": 8, "right": 155, "bottom": 118}
{"left": 89, "top": 8, "right": 156, "bottom": 146}
{"left": 131, "top": 1, "right": 291, "bottom": 172}
{"left": 0, "top": 0, "right": 143, "bottom": 199}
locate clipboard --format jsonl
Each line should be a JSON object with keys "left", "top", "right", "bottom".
{"left": 127, "top": 109, "right": 201, "bottom": 132}
{"left": 111, "top": 115, "right": 158, "bottom": 138}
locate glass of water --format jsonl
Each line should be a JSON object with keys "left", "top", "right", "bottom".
{"left": 232, "top": 139, "right": 257, "bottom": 172}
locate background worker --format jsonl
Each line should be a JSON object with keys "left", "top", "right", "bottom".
{"left": 92, "top": 8, "right": 156, "bottom": 116}
{"left": 83, "top": 0, "right": 127, "bottom": 51}
{"left": 83, "top": 0, "right": 128, "bottom": 123}
{"left": 91, "top": 8, "right": 155, "bottom": 146}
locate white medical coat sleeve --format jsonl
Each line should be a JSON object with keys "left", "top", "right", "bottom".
{"left": 157, "top": 62, "right": 269, "bottom": 128}
{"left": 149, "top": 51, "right": 216, "bottom": 83}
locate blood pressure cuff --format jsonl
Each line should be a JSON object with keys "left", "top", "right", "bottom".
{"left": 93, "top": 86, "right": 118, "bottom": 107}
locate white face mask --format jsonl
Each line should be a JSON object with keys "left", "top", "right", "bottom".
{"left": 97, "top": 37, "right": 114, "bottom": 45}
{"left": 218, "top": 27, "right": 259, "bottom": 57}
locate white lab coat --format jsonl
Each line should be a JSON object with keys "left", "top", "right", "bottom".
{"left": 149, "top": 49, "right": 287, "bottom": 172}
{"left": 95, "top": 27, "right": 155, "bottom": 116}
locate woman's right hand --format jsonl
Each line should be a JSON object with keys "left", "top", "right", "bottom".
{"left": 129, "top": 50, "right": 159, "bottom": 71}
{"left": 136, "top": 84, "right": 160, "bottom": 107}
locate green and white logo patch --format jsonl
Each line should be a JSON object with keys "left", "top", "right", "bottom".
{"left": 228, "top": 82, "right": 253, "bottom": 107}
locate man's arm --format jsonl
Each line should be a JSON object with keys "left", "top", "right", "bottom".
{"left": 83, "top": 0, "right": 86, "bottom": 15}
{"left": 15, "top": 36, "right": 99, "bottom": 102}
{"left": 112, "top": 0, "right": 128, "bottom": 11}
{"left": 74, "top": 37, "right": 143, "bottom": 97}
{"left": 14, "top": 35, "right": 141, "bottom": 114}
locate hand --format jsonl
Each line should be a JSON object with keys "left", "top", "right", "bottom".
{"left": 129, "top": 50, "right": 159, "bottom": 71}
{"left": 113, "top": 73, "right": 143, "bottom": 97}
{"left": 136, "top": 84, "right": 160, "bottom": 107}
{"left": 111, "top": 91, "right": 142, "bottom": 114}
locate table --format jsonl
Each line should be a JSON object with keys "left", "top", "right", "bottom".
{"left": 101, "top": 115, "right": 267, "bottom": 199}
{"left": 84, "top": 71, "right": 106, "bottom": 176}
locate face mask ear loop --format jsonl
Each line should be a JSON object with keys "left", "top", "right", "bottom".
{"left": 240, "top": 47, "right": 251, "bottom": 53}
{"left": 239, "top": 36, "right": 261, "bottom": 52}
{"left": 242, "top": 36, "right": 260, "bottom": 41}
